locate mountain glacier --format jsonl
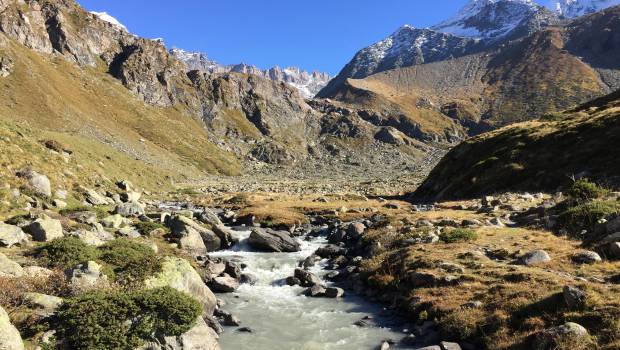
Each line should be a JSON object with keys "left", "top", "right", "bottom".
{"left": 170, "top": 49, "right": 331, "bottom": 98}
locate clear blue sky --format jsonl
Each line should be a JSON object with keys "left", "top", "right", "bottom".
{"left": 76, "top": 0, "right": 470, "bottom": 75}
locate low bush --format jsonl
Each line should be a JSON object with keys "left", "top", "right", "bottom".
{"left": 558, "top": 201, "right": 620, "bottom": 235}
{"left": 98, "top": 239, "right": 161, "bottom": 288}
{"left": 134, "top": 221, "right": 166, "bottom": 236}
{"left": 568, "top": 178, "right": 608, "bottom": 202}
{"left": 34, "top": 237, "right": 98, "bottom": 269}
{"left": 56, "top": 287, "right": 201, "bottom": 350}
{"left": 440, "top": 228, "right": 478, "bottom": 243}
{"left": 34, "top": 237, "right": 162, "bottom": 288}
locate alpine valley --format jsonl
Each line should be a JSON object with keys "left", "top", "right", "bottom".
{"left": 1, "top": 0, "right": 620, "bottom": 349}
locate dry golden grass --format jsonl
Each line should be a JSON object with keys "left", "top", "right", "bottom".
{"left": 355, "top": 200, "right": 620, "bottom": 349}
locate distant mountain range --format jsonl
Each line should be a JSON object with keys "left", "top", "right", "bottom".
{"left": 169, "top": 49, "right": 331, "bottom": 98}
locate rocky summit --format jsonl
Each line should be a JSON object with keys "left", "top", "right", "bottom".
{"left": 1, "top": 0, "right": 620, "bottom": 349}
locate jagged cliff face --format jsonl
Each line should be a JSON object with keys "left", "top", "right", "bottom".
{"left": 0, "top": 0, "right": 445, "bottom": 177}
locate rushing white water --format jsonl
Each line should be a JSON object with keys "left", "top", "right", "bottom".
{"left": 210, "top": 228, "right": 406, "bottom": 350}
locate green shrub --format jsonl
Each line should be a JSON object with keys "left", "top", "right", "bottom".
{"left": 568, "top": 178, "right": 608, "bottom": 202}
{"left": 56, "top": 287, "right": 201, "bottom": 350}
{"left": 34, "top": 237, "right": 98, "bottom": 269}
{"left": 98, "top": 239, "right": 161, "bottom": 287}
{"left": 559, "top": 201, "right": 620, "bottom": 234}
{"left": 440, "top": 228, "right": 478, "bottom": 243}
{"left": 134, "top": 221, "right": 166, "bottom": 236}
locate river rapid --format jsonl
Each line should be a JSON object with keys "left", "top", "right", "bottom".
{"left": 209, "top": 227, "right": 408, "bottom": 350}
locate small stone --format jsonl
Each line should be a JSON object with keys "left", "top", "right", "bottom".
{"left": 563, "top": 286, "right": 586, "bottom": 309}
{"left": 66, "top": 261, "right": 108, "bottom": 292}
{"left": 0, "top": 253, "right": 23, "bottom": 277}
{"left": 572, "top": 251, "right": 602, "bottom": 264}
{"left": 52, "top": 199, "right": 67, "bottom": 209}
{"left": 325, "top": 287, "right": 344, "bottom": 298}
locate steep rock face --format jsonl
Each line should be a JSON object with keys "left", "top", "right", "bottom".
{"left": 188, "top": 71, "right": 314, "bottom": 139}
{"left": 110, "top": 41, "right": 200, "bottom": 109}
{"left": 171, "top": 49, "right": 331, "bottom": 98}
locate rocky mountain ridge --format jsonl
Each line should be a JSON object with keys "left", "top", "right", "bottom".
{"left": 319, "top": 1, "right": 620, "bottom": 136}
{"left": 170, "top": 48, "right": 331, "bottom": 98}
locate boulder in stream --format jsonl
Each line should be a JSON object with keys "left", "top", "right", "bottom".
{"left": 248, "top": 228, "right": 300, "bottom": 252}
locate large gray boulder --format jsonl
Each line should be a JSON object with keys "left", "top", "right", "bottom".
{"left": 142, "top": 317, "right": 220, "bottom": 350}
{"left": 24, "top": 216, "right": 63, "bottom": 242}
{"left": 0, "top": 223, "right": 28, "bottom": 247}
{"left": 83, "top": 188, "right": 109, "bottom": 206}
{"left": 70, "top": 229, "right": 114, "bottom": 246}
{"left": 0, "top": 253, "right": 24, "bottom": 277}
{"left": 533, "top": 322, "right": 590, "bottom": 350}
{"left": 26, "top": 171, "right": 51, "bottom": 197}
{"left": 23, "top": 293, "right": 63, "bottom": 317}
{"left": 209, "top": 275, "right": 239, "bottom": 293}
{"left": 167, "top": 215, "right": 221, "bottom": 254}
{"left": 145, "top": 257, "right": 217, "bottom": 316}
{"left": 115, "top": 201, "right": 146, "bottom": 217}
{"left": 0, "top": 305, "right": 24, "bottom": 350}
{"left": 248, "top": 228, "right": 300, "bottom": 252}
{"left": 521, "top": 250, "right": 551, "bottom": 266}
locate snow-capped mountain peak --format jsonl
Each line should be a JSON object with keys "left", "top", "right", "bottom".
{"left": 431, "top": 0, "right": 549, "bottom": 39}
{"left": 552, "top": 0, "right": 620, "bottom": 17}
{"left": 90, "top": 11, "right": 127, "bottom": 31}
{"left": 170, "top": 49, "right": 331, "bottom": 98}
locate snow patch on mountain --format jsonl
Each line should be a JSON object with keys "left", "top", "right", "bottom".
{"left": 170, "top": 48, "right": 331, "bottom": 98}
{"left": 551, "top": 0, "right": 620, "bottom": 17}
{"left": 90, "top": 11, "right": 127, "bottom": 31}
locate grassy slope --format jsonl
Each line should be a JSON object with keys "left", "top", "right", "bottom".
{"left": 413, "top": 90, "right": 620, "bottom": 201}
{"left": 0, "top": 37, "right": 240, "bottom": 194}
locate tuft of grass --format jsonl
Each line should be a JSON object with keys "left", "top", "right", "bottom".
{"left": 440, "top": 228, "right": 478, "bottom": 243}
